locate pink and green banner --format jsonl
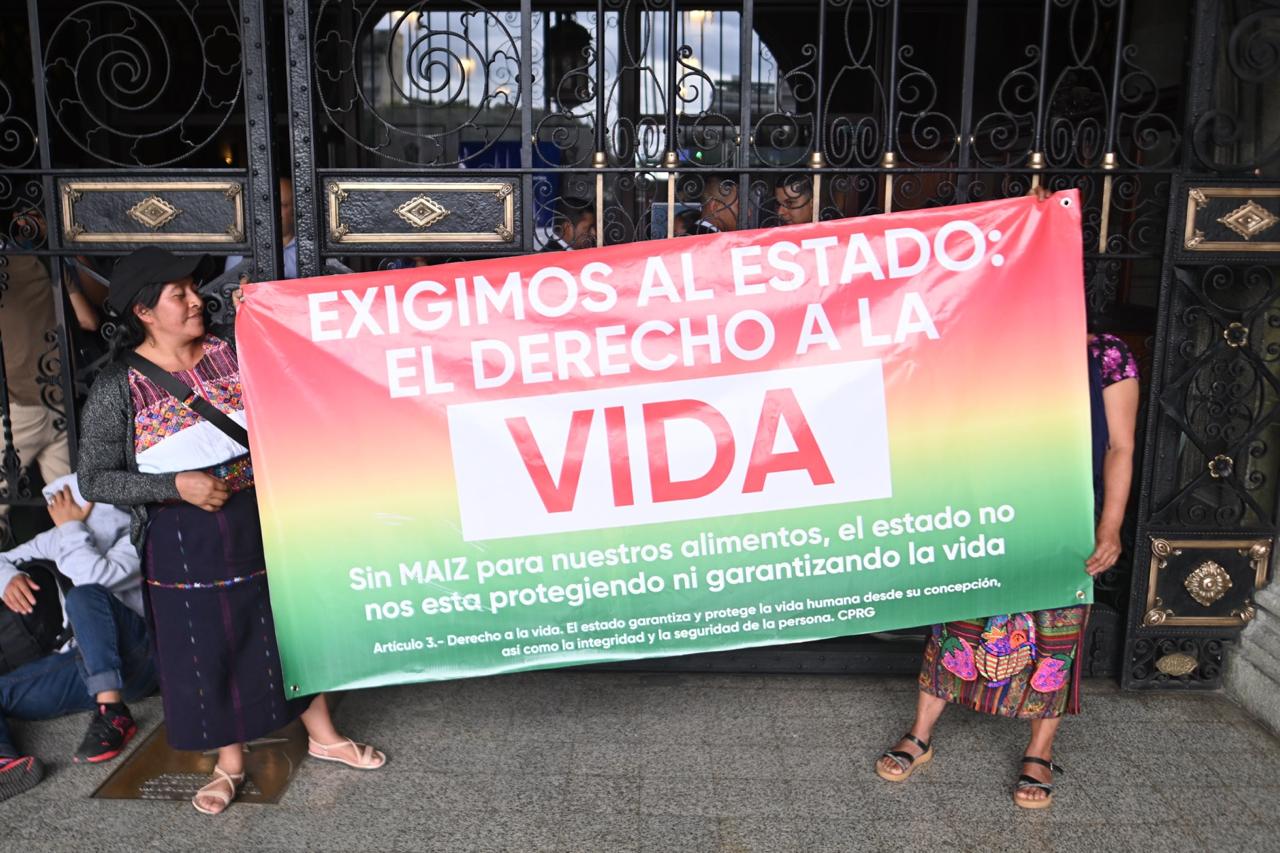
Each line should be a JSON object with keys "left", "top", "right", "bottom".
{"left": 237, "top": 192, "right": 1093, "bottom": 695}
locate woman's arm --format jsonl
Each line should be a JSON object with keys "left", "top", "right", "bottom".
{"left": 77, "top": 372, "right": 182, "bottom": 506}
{"left": 1086, "top": 376, "right": 1140, "bottom": 575}
{"left": 65, "top": 282, "right": 101, "bottom": 333}
{"left": 79, "top": 368, "right": 233, "bottom": 512}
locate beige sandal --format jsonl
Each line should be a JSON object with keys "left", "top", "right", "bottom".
{"left": 192, "top": 766, "right": 245, "bottom": 815}
{"left": 307, "top": 736, "right": 386, "bottom": 770}
{"left": 1013, "top": 756, "right": 1062, "bottom": 809}
{"left": 875, "top": 733, "right": 934, "bottom": 782}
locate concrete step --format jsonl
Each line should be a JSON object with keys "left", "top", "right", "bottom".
{"left": 1239, "top": 631, "right": 1280, "bottom": 686}
{"left": 1246, "top": 604, "right": 1280, "bottom": 648}
{"left": 1252, "top": 600, "right": 1280, "bottom": 639}
{"left": 1256, "top": 583, "right": 1280, "bottom": 615}
{"left": 1225, "top": 578, "right": 1280, "bottom": 735}
{"left": 1226, "top": 654, "right": 1280, "bottom": 735}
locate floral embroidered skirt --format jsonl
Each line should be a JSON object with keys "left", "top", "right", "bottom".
{"left": 918, "top": 606, "right": 1088, "bottom": 719}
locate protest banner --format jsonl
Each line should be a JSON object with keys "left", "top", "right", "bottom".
{"left": 236, "top": 192, "right": 1093, "bottom": 695}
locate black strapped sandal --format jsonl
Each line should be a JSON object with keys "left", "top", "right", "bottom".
{"left": 875, "top": 732, "right": 934, "bottom": 782}
{"left": 1013, "top": 755, "right": 1063, "bottom": 809}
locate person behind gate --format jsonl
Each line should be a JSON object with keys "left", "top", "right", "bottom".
{"left": 78, "top": 247, "right": 388, "bottom": 815}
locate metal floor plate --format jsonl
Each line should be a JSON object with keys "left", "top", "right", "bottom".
{"left": 91, "top": 718, "right": 308, "bottom": 803}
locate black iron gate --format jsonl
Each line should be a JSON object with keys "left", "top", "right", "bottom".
{"left": 1, "top": 0, "right": 1276, "bottom": 687}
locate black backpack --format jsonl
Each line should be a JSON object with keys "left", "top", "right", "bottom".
{"left": 0, "top": 560, "right": 74, "bottom": 675}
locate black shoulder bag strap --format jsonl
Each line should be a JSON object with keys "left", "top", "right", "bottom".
{"left": 124, "top": 352, "right": 250, "bottom": 449}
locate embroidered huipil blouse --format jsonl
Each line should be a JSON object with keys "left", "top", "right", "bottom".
{"left": 128, "top": 337, "right": 254, "bottom": 492}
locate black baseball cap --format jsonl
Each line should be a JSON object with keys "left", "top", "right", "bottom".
{"left": 106, "top": 247, "right": 203, "bottom": 314}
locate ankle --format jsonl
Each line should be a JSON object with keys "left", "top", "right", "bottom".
{"left": 215, "top": 744, "right": 245, "bottom": 776}
{"left": 907, "top": 725, "right": 933, "bottom": 744}
{"left": 305, "top": 729, "right": 340, "bottom": 746}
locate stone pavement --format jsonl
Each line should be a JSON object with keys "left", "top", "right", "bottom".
{"left": 1, "top": 671, "right": 1275, "bottom": 852}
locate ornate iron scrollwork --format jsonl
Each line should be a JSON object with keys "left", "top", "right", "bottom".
{"left": 42, "top": 1, "right": 242, "bottom": 167}
{"left": 1149, "top": 265, "right": 1280, "bottom": 529}
{"left": 1130, "top": 637, "right": 1225, "bottom": 688}
{"left": 0, "top": 79, "right": 37, "bottom": 171}
{"left": 1191, "top": 2, "right": 1280, "bottom": 174}
{"left": 1, "top": 179, "right": 48, "bottom": 252}
{"left": 311, "top": 3, "right": 521, "bottom": 167}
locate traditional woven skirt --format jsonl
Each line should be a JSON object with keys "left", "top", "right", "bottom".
{"left": 143, "top": 488, "right": 308, "bottom": 750}
{"left": 918, "top": 606, "right": 1088, "bottom": 719}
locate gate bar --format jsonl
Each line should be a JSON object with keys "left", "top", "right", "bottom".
{"left": 664, "top": 0, "right": 679, "bottom": 239}
{"left": 810, "top": 0, "right": 827, "bottom": 222}
{"left": 594, "top": 0, "right": 606, "bottom": 248}
{"left": 955, "top": 0, "right": 980, "bottom": 202}
{"left": 242, "top": 0, "right": 282, "bottom": 284}
{"left": 1028, "top": 0, "right": 1052, "bottom": 188}
{"left": 1098, "top": 0, "right": 1130, "bottom": 253}
{"left": 521, "top": 0, "right": 535, "bottom": 253}
{"left": 284, "top": 1, "right": 321, "bottom": 279}
{"left": 24, "top": 0, "right": 77, "bottom": 466}
{"left": 738, "top": 0, "right": 753, "bottom": 231}
{"left": 881, "top": 0, "right": 901, "bottom": 212}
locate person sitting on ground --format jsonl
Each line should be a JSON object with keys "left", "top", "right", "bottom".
{"left": 0, "top": 473, "right": 156, "bottom": 803}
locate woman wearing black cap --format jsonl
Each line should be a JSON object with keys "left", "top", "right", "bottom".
{"left": 78, "top": 248, "right": 386, "bottom": 815}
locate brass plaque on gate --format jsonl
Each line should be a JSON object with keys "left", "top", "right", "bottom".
{"left": 1142, "top": 537, "right": 1270, "bottom": 629}
{"left": 59, "top": 180, "right": 247, "bottom": 245}
{"left": 1183, "top": 187, "right": 1280, "bottom": 252}
{"left": 324, "top": 179, "right": 517, "bottom": 247}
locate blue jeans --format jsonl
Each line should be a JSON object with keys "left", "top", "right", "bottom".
{"left": 0, "top": 584, "right": 156, "bottom": 755}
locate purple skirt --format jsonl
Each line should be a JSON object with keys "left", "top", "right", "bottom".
{"left": 143, "top": 488, "right": 308, "bottom": 750}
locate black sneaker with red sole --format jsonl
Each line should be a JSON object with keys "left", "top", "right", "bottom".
{"left": 0, "top": 755, "right": 46, "bottom": 801}
{"left": 73, "top": 704, "right": 137, "bottom": 764}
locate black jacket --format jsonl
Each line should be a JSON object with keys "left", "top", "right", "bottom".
{"left": 539, "top": 237, "right": 573, "bottom": 253}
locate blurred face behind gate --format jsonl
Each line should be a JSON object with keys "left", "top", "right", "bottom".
{"left": 775, "top": 185, "right": 814, "bottom": 225}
